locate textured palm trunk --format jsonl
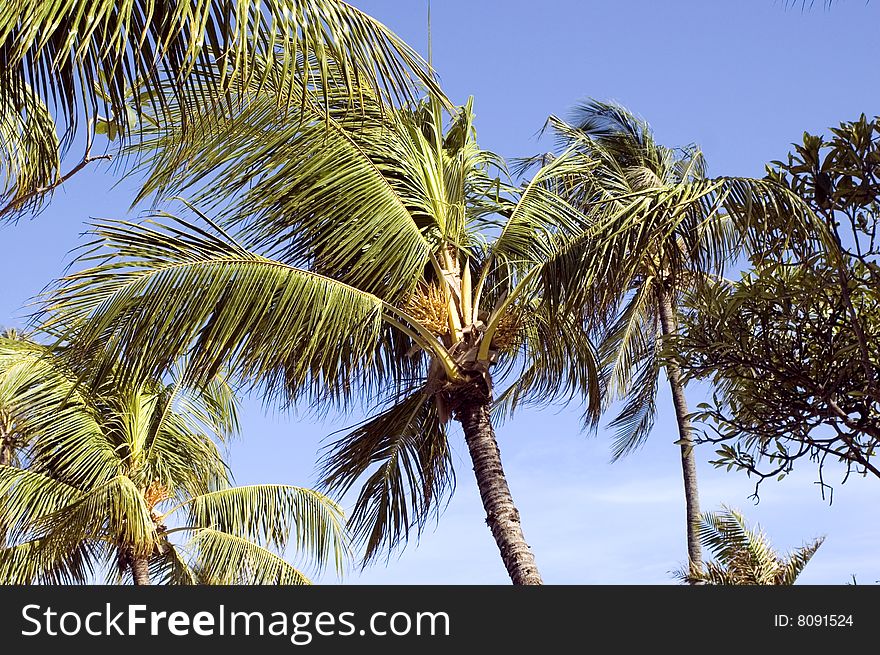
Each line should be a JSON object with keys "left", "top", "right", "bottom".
{"left": 456, "top": 397, "right": 543, "bottom": 585}
{"left": 0, "top": 430, "right": 12, "bottom": 467}
{"left": 656, "top": 288, "right": 702, "bottom": 577}
{"left": 129, "top": 553, "right": 151, "bottom": 585}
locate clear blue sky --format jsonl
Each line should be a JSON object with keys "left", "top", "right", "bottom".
{"left": 2, "top": 0, "right": 879, "bottom": 584}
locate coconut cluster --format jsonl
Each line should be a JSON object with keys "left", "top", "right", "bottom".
{"left": 401, "top": 283, "right": 451, "bottom": 337}
{"left": 402, "top": 283, "right": 523, "bottom": 351}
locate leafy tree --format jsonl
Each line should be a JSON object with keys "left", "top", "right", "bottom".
{"left": 675, "top": 506, "right": 824, "bottom": 585}
{"left": 679, "top": 115, "right": 880, "bottom": 491}
{"left": 0, "top": 333, "right": 348, "bottom": 584}
{"left": 0, "top": 0, "right": 441, "bottom": 221}
{"left": 41, "top": 72, "right": 614, "bottom": 583}
{"left": 534, "top": 101, "right": 808, "bottom": 574}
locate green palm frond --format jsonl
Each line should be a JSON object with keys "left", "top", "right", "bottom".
{"left": 0, "top": 0, "right": 442, "bottom": 148}
{"left": 489, "top": 151, "right": 596, "bottom": 271}
{"left": 0, "top": 83, "right": 60, "bottom": 221}
{"left": 675, "top": 507, "right": 825, "bottom": 585}
{"left": 135, "top": 373, "right": 236, "bottom": 497}
{"left": 183, "top": 528, "right": 311, "bottom": 585}
{"left": 0, "top": 537, "right": 101, "bottom": 585}
{"left": 0, "top": 466, "right": 84, "bottom": 541}
{"left": 149, "top": 540, "right": 200, "bottom": 586}
{"left": 600, "top": 282, "right": 659, "bottom": 401}
{"left": 45, "top": 214, "right": 397, "bottom": 403}
{"left": 138, "top": 86, "right": 438, "bottom": 300}
{"left": 171, "top": 373, "right": 240, "bottom": 442}
{"left": 170, "top": 484, "right": 348, "bottom": 573}
{"left": 35, "top": 475, "right": 157, "bottom": 559}
{"left": 606, "top": 334, "right": 661, "bottom": 461}
{"left": 0, "top": 343, "right": 123, "bottom": 489}
{"left": 493, "top": 300, "right": 602, "bottom": 424}
{"left": 696, "top": 506, "right": 753, "bottom": 565}
{"left": 532, "top": 191, "right": 663, "bottom": 316}
{"left": 0, "top": 334, "right": 80, "bottom": 430}
{"left": 140, "top": 410, "right": 229, "bottom": 500}
{"left": 776, "top": 537, "right": 825, "bottom": 585}
{"left": 320, "top": 389, "right": 453, "bottom": 564}
{"left": 124, "top": 82, "right": 490, "bottom": 301}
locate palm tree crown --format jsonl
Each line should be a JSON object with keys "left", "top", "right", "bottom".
{"left": 0, "top": 333, "right": 348, "bottom": 584}
{"left": 537, "top": 100, "right": 811, "bottom": 574}
{"left": 42, "top": 68, "right": 611, "bottom": 583}
{"left": 675, "top": 506, "right": 824, "bottom": 585}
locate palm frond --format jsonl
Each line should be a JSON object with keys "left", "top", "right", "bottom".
{"left": 696, "top": 506, "right": 754, "bottom": 566}
{"left": 35, "top": 475, "right": 157, "bottom": 559}
{"left": 605, "top": 329, "right": 662, "bottom": 460}
{"left": 0, "top": 0, "right": 443, "bottom": 151}
{"left": 776, "top": 537, "right": 826, "bottom": 585}
{"left": 320, "top": 389, "right": 453, "bottom": 564}
{"left": 568, "top": 99, "right": 655, "bottom": 152}
{"left": 679, "top": 507, "right": 824, "bottom": 585}
{"left": 493, "top": 300, "right": 602, "bottom": 425}
{"left": 489, "top": 151, "right": 594, "bottom": 270}
{"left": 44, "top": 214, "right": 395, "bottom": 407}
{"left": 600, "top": 282, "right": 659, "bottom": 401}
{"left": 172, "top": 484, "right": 348, "bottom": 574}
{"left": 141, "top": 411, "right": 229, "bottom": 500}
{"left": 184, "top": 527, "right": 311, "bottom": 585}
{"left": 0, "top": 537, "right": 100, "bottom": 584}
{"left": 0, "top": 335, "right": 123, "bottom": 487}
{"left": 125, "top": 75, "right": 441, "bottom": 300}
{"left": 0, "top": 466, "right": 84, "bottom": 542}
{"left": 0, "top": 82, "right": 59, "bottom": 221}
{"left": 149, "top": 541, "right": 199, "bottom": 586}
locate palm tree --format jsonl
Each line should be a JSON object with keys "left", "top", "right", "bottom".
{"left": 0, "top": 333, "right": 348, "bottom": 584}
{"left": 0, "top": 0, "right": 442, "bottom": 221}
{"left": 42, "top": 74, "right": 608, "bottom": 584}
{"left": 538, "top": 101, "right": 809, "bottom": 576}
{"left": 674, "top": 506, "right": 824, "bottom": 585}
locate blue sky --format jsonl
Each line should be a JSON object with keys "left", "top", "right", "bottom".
{"left": 2, "top": 0, "right": 879, "bottom": 584}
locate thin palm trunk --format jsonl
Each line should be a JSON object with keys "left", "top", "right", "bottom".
{"left": 455, "top": 396, "right": 542, "bottom": 585}
{"left": 656, "top": 287, "right": 702, "bottom": 577}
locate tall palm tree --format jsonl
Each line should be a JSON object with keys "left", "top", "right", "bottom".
{"left": 42, "top": 73, "right": 607, "bottom": 583}
{"left": 0, "top": 0, "right": 442, "bottom": 221}
{"left": 538, "top": 101, "right": 810, "bottom": 576}
{"left": 674, "top": 506, "right": 824, "bottom": 585}
{"left": 0, "top": 333, "right": 348, "bottom": 584}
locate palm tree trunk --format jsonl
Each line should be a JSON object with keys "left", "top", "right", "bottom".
{"left": 129, "top": 553, "right": 151, "bottom": 585}
{"left": 0, "top": 421, "right": 12, "bottom": 467}
{"left": 656, "top": 288, "right": 702, "bottom": 577}
{"left": 456, "top": 397, "right": 543, "bottom": 585}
